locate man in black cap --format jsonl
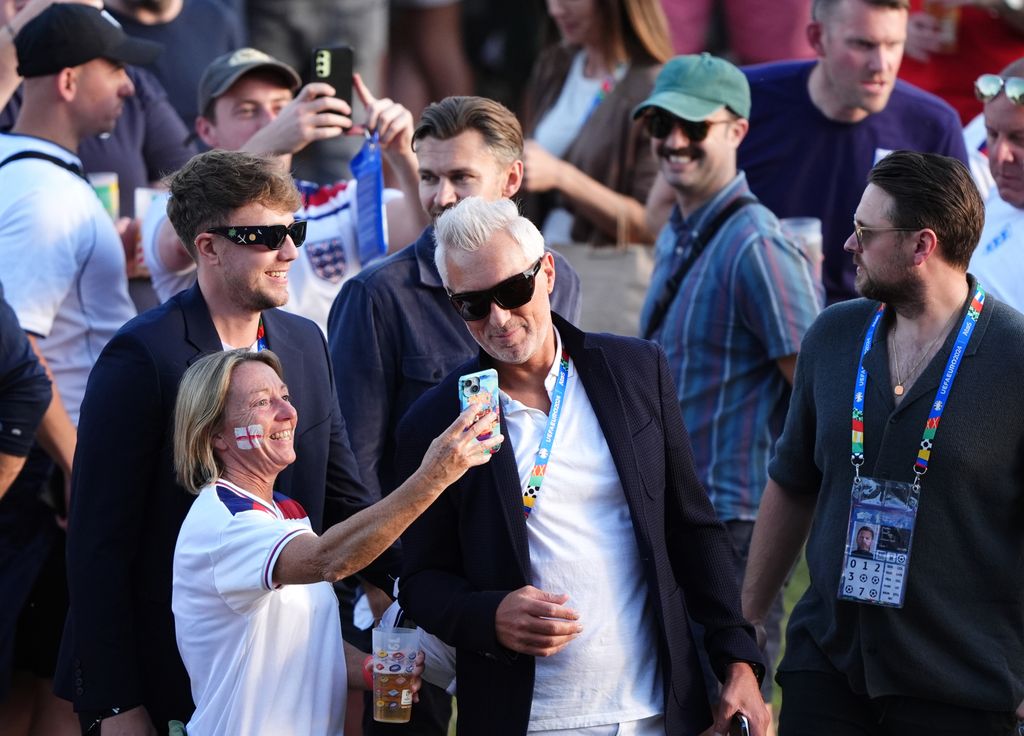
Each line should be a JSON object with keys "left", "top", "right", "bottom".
{"left": 0, "top": 3, "right": 159, "bottom": 733}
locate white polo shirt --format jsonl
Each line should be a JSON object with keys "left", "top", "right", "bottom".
{"left": 501, "top": 329, "right": 663, "bottom": 732}
{"left": 0, "top": 134, "right": 135, "bottom": 424}
{"left": 172, "top": 479, "right": 345, "bottom": 736}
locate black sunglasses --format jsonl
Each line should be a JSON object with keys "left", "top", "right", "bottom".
{"left": 205, "top": 221, "right": 307, "bottom": 250}
{"left": 975, "top": 74, "right": 1024, "bottom": 105}
{"left": 643, "top": 109, "right": 729, "bottom": 142}
{"left": 447, "top": 258, "right": 543, "bottom": 321}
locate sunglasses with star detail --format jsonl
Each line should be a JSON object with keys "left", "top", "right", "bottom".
{"left": 205, "top": 221, "right": 307, "bottom": 250}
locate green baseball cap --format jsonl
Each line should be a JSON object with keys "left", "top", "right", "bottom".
{"left": 633, "top": 53, "right": 751, "bottom": 122}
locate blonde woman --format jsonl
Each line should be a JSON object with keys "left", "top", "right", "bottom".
{"left": 170, "top": 349, "right": 499, "bottom": 735}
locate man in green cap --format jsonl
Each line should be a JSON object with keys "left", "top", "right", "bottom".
{"left": 636, "top": 52, "right": 821, "bottom": 714}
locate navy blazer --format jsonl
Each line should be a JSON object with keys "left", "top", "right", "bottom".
{"left": 326, "top": 225, "right": 582, "bottom": 503}
{"left": 56, "top": 285, "right": 392, "bottom": 728}
{"left": 396, "top": 315, "right": 763, "bottom": 736}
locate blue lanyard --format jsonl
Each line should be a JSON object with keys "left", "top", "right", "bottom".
{"left": 522, "top": 350, "right": 570, "bottom": 518}
{"left": 851, "top": 284, "right": 985, "bottom": 487}
{"left": 350, "top": 130, "right": 387, "bottom": 266}
{"left": 256, "top": 315, "right": 267, "bottom": 352}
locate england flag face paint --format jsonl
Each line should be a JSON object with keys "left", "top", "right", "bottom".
{"left": 234, "top": 424, "right": 264, "bottom": 450}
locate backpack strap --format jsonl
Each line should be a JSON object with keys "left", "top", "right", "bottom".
{"left": 0, "top": 150, "right": 88, "bottom": 181}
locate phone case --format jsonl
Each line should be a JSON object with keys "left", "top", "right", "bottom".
{"left": 311, "top": 46, "right": 353, "bottom": 105}
{"left": 458, "top": 368, "right": 501, "bottom": 454}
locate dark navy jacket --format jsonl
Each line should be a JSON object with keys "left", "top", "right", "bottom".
{"left": 326, "top": 225, "right": 582, "bottom": 501}
{"left": 396, "top": 314, "right": 764, "bottom": 736}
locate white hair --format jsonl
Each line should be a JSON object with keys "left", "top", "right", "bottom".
{"left": 433, "top": 197, "right": 545, "bottom": 284}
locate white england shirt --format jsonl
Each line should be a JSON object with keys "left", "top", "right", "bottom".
{"left": 172, "top": 479, "right": 345, "bottom": 736}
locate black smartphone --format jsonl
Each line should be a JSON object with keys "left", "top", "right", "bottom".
{"left": 729, "top": 713, "right": 751, "bottom": 736}
{"left": 310, "top": 45, "right": 353, "bottom": 106}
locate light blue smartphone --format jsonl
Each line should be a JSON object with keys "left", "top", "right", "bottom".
{"left": 458, "top": 368, "right": 501, "bottom": 454}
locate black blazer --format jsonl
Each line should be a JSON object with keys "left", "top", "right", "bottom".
{"left": 56, "top": 285, "right": 391, "bottom": 728}
{"left": 396, "top": 315, "right": 763, "bottom": 736}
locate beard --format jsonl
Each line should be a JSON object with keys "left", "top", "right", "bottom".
{"left": 857, "top": 264, "right": 925, "bottom": 317}
{"left": 122, "top": 0, "right": 175, "bottom": 12}
{"left": 428, "top": 202, "right": 451, "bottom": 222}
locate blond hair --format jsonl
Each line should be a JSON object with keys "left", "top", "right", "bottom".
{"left": 173, "top": 349, "right": 285, "bottom": 494}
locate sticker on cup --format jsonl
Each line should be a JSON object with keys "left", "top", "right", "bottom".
{"left": 779, "top": 217, "right": 824, "bottom": 305}
{"left": 87, "top": 172, "right": 119, "bottom": 221}
{"left": 371, "top": 626, "right": 419, "bottom": 724}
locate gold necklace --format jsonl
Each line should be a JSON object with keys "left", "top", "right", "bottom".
{"left": 889, "top": 312, "right": 957, "bottom": 397}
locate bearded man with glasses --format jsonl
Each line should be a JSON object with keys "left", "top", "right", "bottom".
{"left": 395, "top": 195, "right": 769, "bottom": 736}
{"left": 965, "top": 58, "right": 1024, "bottom": 313}
{"left": 58, "top": 149, "right": 397, "bottom": 735}
{"left": 743, "top": 151, "right": 1024, "bottom": 735}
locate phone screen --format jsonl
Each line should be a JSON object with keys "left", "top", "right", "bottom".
{"left": 310, "top": 45, "right": 353, "bottom": 105}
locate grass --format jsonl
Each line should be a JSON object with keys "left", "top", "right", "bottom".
{"left": 773, "top": 552, "right": 811, "bottom": 714}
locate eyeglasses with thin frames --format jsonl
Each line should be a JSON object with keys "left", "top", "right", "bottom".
{"left": 853, "top": 221, "right": 919, "bottom": 248}
{"left": 205, "top": 221, "right": 307, "bottom": 250}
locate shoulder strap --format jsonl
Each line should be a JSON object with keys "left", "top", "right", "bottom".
{"left": 0, "top": 150, "right": 87, "bottom": 181}
{"left": 642, "top": 195, "right": 758, "bottom": 340}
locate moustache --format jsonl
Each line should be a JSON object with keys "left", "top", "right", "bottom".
{"left": 656, "top": 144, "right": 699, "bottom": 159}
{"left": 429, "top": 203, "right": 454, "bottom": 221}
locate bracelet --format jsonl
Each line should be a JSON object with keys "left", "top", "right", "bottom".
{"left": 362, "top": 654, "right": 374, "bottom": 690}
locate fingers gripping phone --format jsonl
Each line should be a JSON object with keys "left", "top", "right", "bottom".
{"left": 458, "top": 368, "right": 501, "bottom": 454}
{"left": 729, "top": 713, "right": 751, "bottom": 736}
{"left": 310, "top": 45, "right": 353, "bottom": 105}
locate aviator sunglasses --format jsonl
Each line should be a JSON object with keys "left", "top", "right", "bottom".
{"left": 643, "top": 109, "right": 729, "bottom": 142}
{"left": 205, "top": 221, "right": 308, "bottom": 250}
{"left": 975, "top": 74, "right": 1024, "bottom": 105}
{"left": 447, "top": 258, "right": 543, "bottom": 321}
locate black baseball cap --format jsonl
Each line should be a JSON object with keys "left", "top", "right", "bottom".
{"left": 16, "top": 4, "right": 162, "bottom": 78}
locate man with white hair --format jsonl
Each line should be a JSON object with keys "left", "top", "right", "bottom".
{"left": 395, "top": 196, "right": 769, "bottom": 736}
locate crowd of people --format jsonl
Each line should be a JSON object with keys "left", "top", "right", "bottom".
{"left": 0, "top": 0, "right": 1022, "bottom": 735}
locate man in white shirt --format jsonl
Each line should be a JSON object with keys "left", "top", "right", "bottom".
{"left": 966, "top": 58, "right": 1024, "bottom": 312}
{"left": 0, "top": 4, "right": 157, "bottom": 730}
{"left": 395, "top": 196, "right": 768, "bottom": 736}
